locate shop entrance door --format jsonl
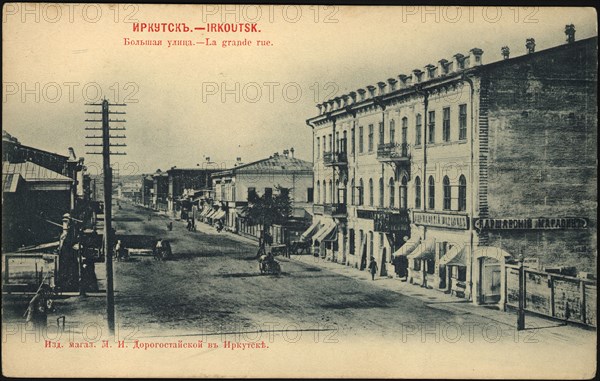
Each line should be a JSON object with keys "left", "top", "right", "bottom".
{"left": 480, "top": 257, "right": 501, "bottom": 303}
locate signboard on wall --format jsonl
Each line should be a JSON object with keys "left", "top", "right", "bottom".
{"left": 373, "top": 210, "right": 409, "bottom": 233}
{"left": 473, "top": 217, "right": 588, "bottom": 232}
{"left": 412, "top": 211, "right": 469, "bottom": 230}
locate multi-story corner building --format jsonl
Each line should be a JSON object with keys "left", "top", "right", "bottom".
{"left": 210, "top": 151, "right": 313, "bottom": 240}
{"left": 306, "top": 28, "right": 597, "bottom": 306}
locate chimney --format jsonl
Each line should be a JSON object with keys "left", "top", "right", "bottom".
{"left": 68, "top": 147, "right": 76, "bottom": 160}
{"left": 366, "top": 85, "right": 376, "bottom": 98}
{"left": 341, "top": 94, "right": 349, "bottom": 107}
{"left": 317, "top": 104, "right": 323, "bottom": 114}
{"left": 469, "top": 48, "right": 484, "bottom": 66}
{"left": 290, "top": 147, "right": 294, "bottom": 158}
{"left": 424, "top": 64, "right": 436, "bottom": 79}
{"left": 334, "top": 97, "right": 342, "bottom": 109}
{"left": 453, "top": 53, "right": 466, "bottom": 70}
{"left": 565, "top": 24, "right": 576, "bottom": 43}
{"left": 398, "top": 74, "right": 408, "bottom": 88}
{"left": 357, "top": 88, "right": 366, "bottom": 101}
{"left": 387, "top": 78, "right": 398, "bottom": 91}
{"left": 501, "top": 46, "right": 510, "bottom": 60}
{"left": 283, "top": 149, "right": 289, "bottom": 158}
{"left": 438, "top": 59, "right": 450, "bottom": 75}
{"left": 526, "top": 38, "right": 536, "bottom": 54}
{"left": 348, "top": 91, "right": 357, "bottom": 104}
{"left": 412, "top": 69, "right": 424, "bottom": 83}
{"left": 377, "top": 81, "right": 387, "bottom": 96}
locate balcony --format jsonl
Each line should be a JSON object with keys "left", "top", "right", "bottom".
{"left": 324, "top": 203, "right": 347, "bottom": 218}
{"left": 323, "top": 151, "right": 348, "bottom": 167}
{"left": 313, "top": 203, "right": 347, "bottom": 218}
{"left": 377, "top": 143, "right": 410, "bottom": 163}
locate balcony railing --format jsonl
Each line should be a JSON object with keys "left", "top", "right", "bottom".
{"left": 324, "top": 203, "right": 347, "bottom": 217}
{"left": 313, "top": 203, "right": 347, "bottom": 217}
{"left": 323, "top": 151, "right": 348, "bottom": 167}
{"left": 376, "top": 142, "right": 410, "bottom": 162}
{"left": 313, "top": 204, "right": 325, "bottom": 215}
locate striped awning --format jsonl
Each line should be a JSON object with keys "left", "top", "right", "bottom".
{"left": 393, "top": 237, "right": 421, "bottom": 257}
{"left": 407, "top": 239, "right": 436, "bottom": 260}
{"left": 312, "top": 221, "right": 336, "bottom": 245}
{"left": 213, "top": 209, "right": 226, "bottom": 220}
{"left": 439, "top": 245, "right": 467, "bottom": 266}
{"left": 300, "top": 220, "right": 320, "bottom": 241}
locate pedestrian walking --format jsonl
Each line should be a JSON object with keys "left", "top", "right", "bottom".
{"left": 368, "top": 256, "right": 378, "bottom": 281}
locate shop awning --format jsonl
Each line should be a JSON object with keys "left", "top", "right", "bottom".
{"left": 236, "top": 207, "right": 248, "bottom": 218}
{"left": 407, "top": 239, "right": 436, "bottom": 260}
{"left": 439, "top": 245, "right": 467, "bottom": 266}
{"left": 322, "top": 225, "right": 338, "bottom": 242}
{"left": 393, "top": 237, "right": 421, "bottom": 257}
{"left": 206, "top": 209, "right": 218, "bottom": 219}
{"left": 300, "top": 220, "right": 320, "bottom": 241}
{"left": 200, "top": 207, "right": 212, "bottom": 217}
{"left": 312, "top": 221, "right": 336, "bottom": 244}
{"left": 213, "top": 209, "right": 226, "bottom": 220}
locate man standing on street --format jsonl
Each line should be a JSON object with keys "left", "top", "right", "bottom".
{"left": 368, "top": 256, "right": 378, "bottom": 281}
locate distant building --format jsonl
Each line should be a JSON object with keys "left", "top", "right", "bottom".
{"left": 152, "top": 170, "right": 169, "bottom": 211}
{"left": 166, "top": 167, "right": 220, "bottom": 214}
{"left": 209, "top": 151, "right": 313, "bottom": 240}
{"left": 140, "top": 174, "right": 154, "bottom": 207}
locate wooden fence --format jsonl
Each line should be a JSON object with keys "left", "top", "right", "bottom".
{"left": 505, "top": 264, "right": 596, "bottom": 327}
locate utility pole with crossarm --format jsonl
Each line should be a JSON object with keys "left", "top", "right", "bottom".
{"left": 85, "top": 99, "right": 126, "bottom": 336}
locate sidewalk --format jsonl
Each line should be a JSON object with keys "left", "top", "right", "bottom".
{"left": 285, "top": 253, "right": 595, "bottom": 344}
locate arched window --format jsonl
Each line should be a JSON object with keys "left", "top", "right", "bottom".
{"left": 316, "top": 181, "right": 320, "bottom": 203}
{"left": 400, "top": 176, "right": 408, "bottom": 209}
{"left": 369, "top": 179, "right": 374, "bottom": 206}
{"left": 389, "top": 119, "right": 396, "bottom": 144}
{"left": 323, "top": 181, "right": 327, "bottom": 204}
{"left": 428, "top": 176, "right": 435, "bottom": 210}
{"left": 335, "top": 180, "right": 340, "bottom": 204}
{"left": 359, "top": 178, "right": 364, "bottom": 205}
{"left": 458, "top": 175, "right": 467, "bottom": 211}
{"left": 378, "top": 178, "right": 384, "bottom": 207}
{"left": 351, "top": 178, "right": 355, "bottom": 206}
{"left": 329, "top": 179, "right": 333, "bottom": 204}
{"left": 443, "top": 176, "right": 451, "bottom": 210}
{"left": 415, "top": 176, "right": 421, "bottom": 209}
{"left": 389, "top": 178, "right": 395, "bottom": 208}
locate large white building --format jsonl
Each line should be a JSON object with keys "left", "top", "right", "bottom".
{"left": 306, "top": 30, "right": 597, "bottom": 309}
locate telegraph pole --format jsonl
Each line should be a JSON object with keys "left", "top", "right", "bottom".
{"left": 85, "top": 99, "right": 127, "bottom": 336}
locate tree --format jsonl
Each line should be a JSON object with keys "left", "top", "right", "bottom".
{"left": 244, "top": 185, "right": 292, "bottom": 256}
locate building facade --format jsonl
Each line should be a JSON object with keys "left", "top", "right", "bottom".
{"left": 306, "top": 29, "right": 597, "bottom": 305}
{"left": 166, "top": 167, "right": 219, "bottom": 214}
{"left": 210, "top": 152, "right": 313, "bottom": 239}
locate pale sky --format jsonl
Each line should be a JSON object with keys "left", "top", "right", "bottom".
{"left": 2, "top": 5, "right": 597, "bottom": 176}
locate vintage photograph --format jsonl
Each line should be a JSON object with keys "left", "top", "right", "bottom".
{"left": 2, "top": 4, "right": 597, "bottom": 378}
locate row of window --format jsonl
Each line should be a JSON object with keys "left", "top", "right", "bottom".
{"left": 316, "top": 104, "right": 468, "bottom": 158}
{"left": 315, "top": 175, "right": 467, "bottom": 211}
